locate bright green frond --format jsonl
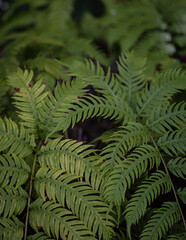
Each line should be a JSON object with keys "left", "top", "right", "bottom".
{"left": 28, "top": 232, "right": 56, "bottom": 240}
{"left": 0, "top": 154, "right": 30, "bottom": 188}
{"left": 100, "top": 122, "right": 150, "bottom": 174}
{"left": 168, "top": 157, "right": 186, "bottom": 179}
{"left": 47, "top": 94, "right": 134, "bottom": 139}
{"left": 117, "top": 51, "right": 146, "bottom": 104}
{"left": 140, "top": 202, "right": 181, "bottom": 240}
{"left": 136, "top": 69, "right": 186, "bottom": 117}
{"left": 0, "top": 216, "right": 24, "bottom": 240}
{"left": 30, "top": 199, "right": 98, "bottom": 240}
{"left": 158, "top": 128, "right": 186, "bottom": 156}
{"left": 0, "top": 186, "right": 27, "bottom": 218}
{"left": 0, "top": 117, "right": 35, "bottom": 158}
{"left": 7, "top": 68, "right": 48, "bottom": 136}
{"left": 34, "top": 168, "right": 115, "bottom": 239}
{"left": 103, "top": 145, "right": 160, "bottom": 205}
{"left": 39, "top": 79, "right": 87, "bottom": 135}
{"left": 39, "top": 138, "right": 102, "bottom": 190}
{"left": 177, "top": 188, "right": 186, "bottom": 204}
{"left": 125, "top": 171, "right": 171, "bottom": 237}
{"left": 146, "top": 102, "right": 186, "bottom": 133}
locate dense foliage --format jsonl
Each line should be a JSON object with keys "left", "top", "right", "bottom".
{"left": 0, "top": 0, "right": 185, "bottom": 239}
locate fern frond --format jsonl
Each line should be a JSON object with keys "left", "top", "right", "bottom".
{"left": 177, "top": 188, "right": 186, "bottom": 204}
{"left": 7, "top": 68, "right": 48, "bottom": 136}
{"left": 168, "top": 233, "right": 186, "bottom": 240}
{"left": 125, "top": 171, "right": 171, "bottom": 237}
{"left": 140, "top": 202, "right": 181, "bottom": 240}
{"left": 30, "top": 199, "right": 98, "bottom": 240}
{"left": 0, "top": 117, "right": 35, "bottom": 158}
{"left": 39, "top": 79, "right": 87, "bottom": 135}
{"left": 0, "top": 186, "right": 27, "bottom": 218}
{"left": 167, "top": 157, "right": 186, "bottom": 179}
{"left": 0, "top": 154, "right": 30, "bottom": 188}
{"left": 28, "top": 232, "right": 56, "bottom": 240}
{"left": 34, "top": 168, "right": 115, "bottom": 239}
{"left": 116, "top": 51, "right": 146, "bottom": 104}
{"left": 136, "top": 69, "right": 186, "bottom": 117}
{"left": 0, "top": 216, "right": 24, "bottom": 240}
{"left": 39, "top": 138, "right": 102, "bottom": 190}
{"left": 146, "top": 102, "right": 186, "bottom": 133}
{"left": 47, "top": 94, "right": 134, "bottom": 139}
{"left": 65, "top": 59, "right": 122, "bottom": 99}
{"left": 158, "top": 129, "right": 186, "bottom": 156}
{"left": 100, "top": 122, "right": 150, "bottom": 174}
{"left": 103, "top": 145, "right": 160, "bottom": 205}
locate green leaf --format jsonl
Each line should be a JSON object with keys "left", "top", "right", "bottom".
{"left": 177, "top": 188, "right": 186, "bottom": 204}
{"left": 167, "top": 157, "right": 186, "bottom": 179}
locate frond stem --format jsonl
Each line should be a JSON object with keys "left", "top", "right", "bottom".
{"left": 147, "top": 130, "right": 186, "bottom": 229}
{"left": 24, "top": 140, "right": 43, "bottom": 240}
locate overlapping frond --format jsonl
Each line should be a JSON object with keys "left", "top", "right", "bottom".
{"left": 0, "top": 117, "right": 35, "bottom": 157}
{"left": 116, "top": 51, "right": 146, "bottom": 104}
{"left": 158, "top": 128, "right": 186, "bottom": 156}
{"left": 0, "top": 216, "right": 24, "bottom": 240}
{"left": 140, "top": 202, "right": 181, "bottom": 240}
{"left": 7, "top": 68, "right": 48, "bottom": 136}
{"left": 146, "top": 102, "right": 186, "bottom": 133}
{"left": 168, "top": 157, "right": 186, "bottom": 179}
{"left": 39, "top": 138, "right": 102, "bottom": 190}
{"left": 100, "top": 122, "right": 150, "bottom": 174}
{"left": 34, "top": 168, "right": 115, "bottom": 239}
{"left": 0, "top": 154, "right": 30, "bottom": 188}
{"left": 103, "top": 145, "right": 160, "bottom": 205}
{"left": 136, "top": 69, "right": 186, "bottom": 117}
{"left": 0, "top": 186, "right": 27, "bottom": 218}
{"left": 28, "top": 232, "right": 56, "bottom": 240}
{"left": 167, "top": 233, "right": 186, "bottom": 240}
{"left": 29, "top": 199, "right": 98, "bottom": 240}
{"left": 125, "top": 171, "right": 171, "bottom": 237}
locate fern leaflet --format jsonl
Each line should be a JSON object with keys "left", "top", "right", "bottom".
{"left": 167, "top": 157, "right": 186, "bottom": 179}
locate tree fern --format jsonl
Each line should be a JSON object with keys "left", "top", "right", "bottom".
{"left": 140, "top": 202, "right": 181, "bottom": 240}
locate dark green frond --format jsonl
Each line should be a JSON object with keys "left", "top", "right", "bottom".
{"left": 0, "top": 154, "right": 30, "bottom": 188}
{"left": 0, "top": 117, "right": 35, "bottom": 158}
{"left": 0, "top": 216, "right": 24, "bottom": 240}
{"left": 117, "top": 51, "right": 146, "bottom": 104}
{"left": 146, "top": 102, "right": 186, "bottom": 133}
{"left": 0, "top": 186, "right": 27, "bottom": 218}
{"left": 168, "top": 233, "right": 186, "bottom": 240}
{"left": 158, "top": 129, "right": 186, "bottom": 156}
{"left": 177, "top": 188, "right": 186, "bottom": 204}
{"left": 28, "top": 232, "right": 56, "bottom": 240}
{"left": 136, "top": 69, "right": 186, "bottom": 117}
{"left": 30, "top": 199, "right": 98, "bottom": 240}
{"left": 125, "top": 171, "right": 171, "bottom": 236}
{"left": 39, "top": 138, "right": 102, "bottom": 190}
{"left": 100, "top": 122, "right": 150, "bottom": 174}
{"left": 140, "top": 202, "right": 181, "bottom": 240}
{"left": 103, "top": 145, "right": 160, "bottom": 205}
{"left": 7, "top": 69, "right": 48, "bottom": 136}
{"left": 34, "top": 168, "right": 115, "bottom": 239}
{"left": 167, "top": 157, "right": 186, "bottom": 179}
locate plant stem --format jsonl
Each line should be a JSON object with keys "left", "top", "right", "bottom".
{"left": 24, "top": 141, "right": 42, "bottom": 240}
{"left": 148, "top": 130, "right": 186, "bottom": 229}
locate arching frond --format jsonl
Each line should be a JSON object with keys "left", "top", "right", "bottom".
{"left": 0, "top": 216, "right": 24, "bottom": 240}
{"left": 177, "top": 188, "right": 186, "bottom": 204}
{"left": 158, "top": 129, "right": 186, "bottom": 156}
{"left": 34, "top": 168, "right": 115, "bottom": 239}
{"left": 116, "top": 51, "right": 146, "bottom": 104}
{"left": 7, "top": 68, "right": 48, "bottom": 136}
{"left": 28, "top": 232, "right": 56, "bottom": 240}
{"left": 125, "top": 171, "right": 171, "bottom": 237}
{"left": 100, "top": 122, "right": 150, "bottom": 175}
{"left": 146, "top": 102, "right": 186, "bottom": 133}
{"left": 0, "top": 117, "right": 35, "bottom": 158}
{"left": 47, "top": 94, "right": 134, "bottom": 139}
{"left": 39, "top": 138, "right": 102, "bottom": 190}
{"left": 136, "top": 69, "right": 186, "bottom": 117}
{"left": 0, "top": 186, "right": 27, "bottom": 218}
{"left": 103, "top": 145, "right": 160, "bottom": 205}
{"left": 167, "top": 157, "right": 186, "bottom": 179}
{"left": 64, "top": 59, "right": 122, "bottom": 99}
{"left": 140, "top": 202, "right": 181, "bottom": 240}
{"left": 39, "top": 79, "right": 87, "bottom": 135}
{"left": 29, "top": 199, "right": 98, "bottom": 240}
{"left": 0, "top": 154, "right": 30, "bottom": 188}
